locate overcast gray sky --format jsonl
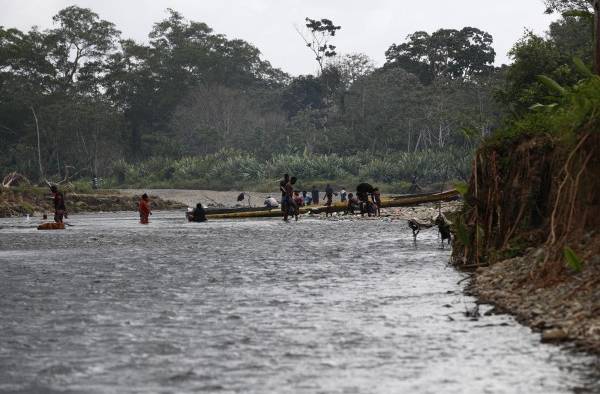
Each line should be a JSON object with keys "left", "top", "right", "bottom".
{"left": 0, "top": 0, "right": 557, "bottom": 76}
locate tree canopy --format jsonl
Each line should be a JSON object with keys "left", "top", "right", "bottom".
{"left": 0, "top": 6, "right": 588, "bottom": 189}
{"left": 384, "top": 27, "right": 495, "bottom": 84}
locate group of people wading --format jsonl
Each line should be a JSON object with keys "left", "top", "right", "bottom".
{"left": 43, "top": 176, "right": 383, "bottom": 227}
{"left": 142, "top": 194, "right": 206, "bottom": 224}
{"left": 43, "top": 185, "right": 157, "bottom": 226}
{"left": 277, "top": 173, "right": 382, "bottom": 222}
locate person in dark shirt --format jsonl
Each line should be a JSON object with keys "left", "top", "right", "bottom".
{"left": 324, "top": 184, "right": 334, "bottom": 217}
{"left": 191, "top": 203, "right": 207, "bottom": 222}
{"left": 279, "top": 174, "right": 290, "bottom": 212}
{"left": 50, "top": 185, "right": 66, "bottom": 223}
{"left": 311, "top": 186, "right": 319, "bottom": 205}
{"left": 356, "top": 182, "right": 375, "bottom": 216}
{"left": 283, "top": 177, "right": 297, "bottom": 222}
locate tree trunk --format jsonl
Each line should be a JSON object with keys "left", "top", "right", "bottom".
{"left": 30, "top": 106, "right": 44, "bottom": 182}
{"left": 595, "top": 0, "right": 600, "bottom": 74}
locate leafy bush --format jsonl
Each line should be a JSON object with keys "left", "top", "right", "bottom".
{"left": 105, "top": 146, "right": 474, "bottom": 190}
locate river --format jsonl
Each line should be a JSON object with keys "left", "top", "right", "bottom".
{"left": 0, "top": 212, "right": 598, "bottom": 393}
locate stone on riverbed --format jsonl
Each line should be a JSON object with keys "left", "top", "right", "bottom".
{"left": 541, "top": 328, "right": 569, "bottom": 343}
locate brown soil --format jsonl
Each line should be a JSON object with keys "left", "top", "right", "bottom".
{"left": 452, "top": 131, "right": 600, "bottom": 352}
{"left": 0, "top": 187, "right": 185, "bottom": 217}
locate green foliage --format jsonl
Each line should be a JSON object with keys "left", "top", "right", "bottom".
{"left": 302, "top": 17, "right": 341, "bottom": 71}
{"left": 536, "top": 75, "right": 567, "bottom": 96}
{"left": 0, "top": 6, "right": 505, "bottom": 184}
{"left": 453, "top": 182, "right": 469, "bottom": 197}
{"left": 455, "top": 216, "right": 471, "bottom": 247}
{"left": 573, "top": 57, "right": 594, "bottom": 77}
{"left": 563, "top": 246, "right": 584, "bottom": 272}
{"left": 489, "top": 75, "right": 600, "bottom": 146}
{"left": 543, "top": 0, "right": 593, "bottom": 15}
{"left": 385, "top": 27, "right": 496, "bottom": 84}
{"left": 67, "top": 180, "right": 94, "bottom": 194}
{"left": 106, "top": 148, "right": 472, "bottom": 190}
{"left": 497, "top": 15, "right": 593, "bottom": 114}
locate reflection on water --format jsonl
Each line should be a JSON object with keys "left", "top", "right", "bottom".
{"left": 0, "top": 212, "right": 598, "bottom": 393}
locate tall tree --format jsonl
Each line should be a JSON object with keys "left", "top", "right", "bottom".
{"left": 329, "top": 53, "right": 375, "bottom": 89}
{"left": 544, "top": 0, "right": 599, "bottom": 73}
{"left": 385, "top": 27, "right": 495, "bottom": 84}
{"left": 296, "top": 18, "right": 341, "bottom": 73}
{"left": 48, "top": 6, "right": 120, "bottom": 93}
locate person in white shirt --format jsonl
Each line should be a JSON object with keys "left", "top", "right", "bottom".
{"left": 264, "top": 196, "right": 279, "bottom": 208}
{"left": 340, "top": 188, "right": 347, "bottom": 202}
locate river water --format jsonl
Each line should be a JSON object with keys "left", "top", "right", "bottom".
{"left": 0, "top": 212, "right": 598, "bottom": 393}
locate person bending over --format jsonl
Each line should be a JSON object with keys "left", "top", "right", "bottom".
{"left": 347, "top": 193, "right": 359, "bottom": 214}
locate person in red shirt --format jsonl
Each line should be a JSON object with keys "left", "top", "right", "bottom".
{"left": 138, "top": 193, "right": 151, "bottom": 224}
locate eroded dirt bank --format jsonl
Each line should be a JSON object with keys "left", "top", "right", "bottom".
{"left": 453, "top": 132, "right": 600, "bottom": 352}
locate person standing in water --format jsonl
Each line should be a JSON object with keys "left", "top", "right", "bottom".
{"left": 50, "top": 185, "right": 66, "bottom": 223}
{"left": 302, "top": 190, "right": 312, "bottom": 206}
{"left": 283, "top": 177, "right": 297, "bottom": 222}
{"left": 138, "top": 193, "right": 151, "bottom": 224}
{"left": 311, "top": 186, "right": 319, "bottom": 205}
{"left": 279, "top": 174, "right": 290, "bottom": 214}
{"left": 340, "top": 187, "right": 347, "bottom": 202}
{"left": 324, "top": 184, "right": 334, "bottom": 217}
{"left": 372, "top": 187, "right": 382, "bottom": 216}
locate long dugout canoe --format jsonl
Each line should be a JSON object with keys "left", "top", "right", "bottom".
{"left": 204, "top": 189, "right": 460, "bottom": 220}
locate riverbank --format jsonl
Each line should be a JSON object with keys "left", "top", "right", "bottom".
{"left": 452, "top": 128, "right": 599, "bottom": 353}
{"left": 0, "top": 187, "right": 186, "bottom": 217}
{"left": 469, "top": 243, "right": 600, "bottom": 353}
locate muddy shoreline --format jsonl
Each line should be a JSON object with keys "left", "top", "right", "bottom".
{"left": 464, "top": 245, "right": 600, "bottom": 355}
{"left": 0, "top": 187, "right": 185, "bottom": 217}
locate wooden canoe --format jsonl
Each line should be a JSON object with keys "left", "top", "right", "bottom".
{"left": 205, "top": 189, "right": 460, "bottom": 220}
{"left": 37, "top": 222, "right": 65, "bottom": 230}
{"left": 204, "top": 206, "right": 274, "bottom": 215}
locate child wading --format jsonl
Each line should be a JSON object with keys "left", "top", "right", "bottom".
{"left": 138, "top": 193, "right": 151, "bottom": 224}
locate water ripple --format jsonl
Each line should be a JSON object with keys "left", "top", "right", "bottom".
{"left": 0, "top": 212, "right": 598, "bottom": 393}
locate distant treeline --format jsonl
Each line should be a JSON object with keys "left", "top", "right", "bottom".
{"left": 0, "top": 6, "right": 592, "bottom": 187}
